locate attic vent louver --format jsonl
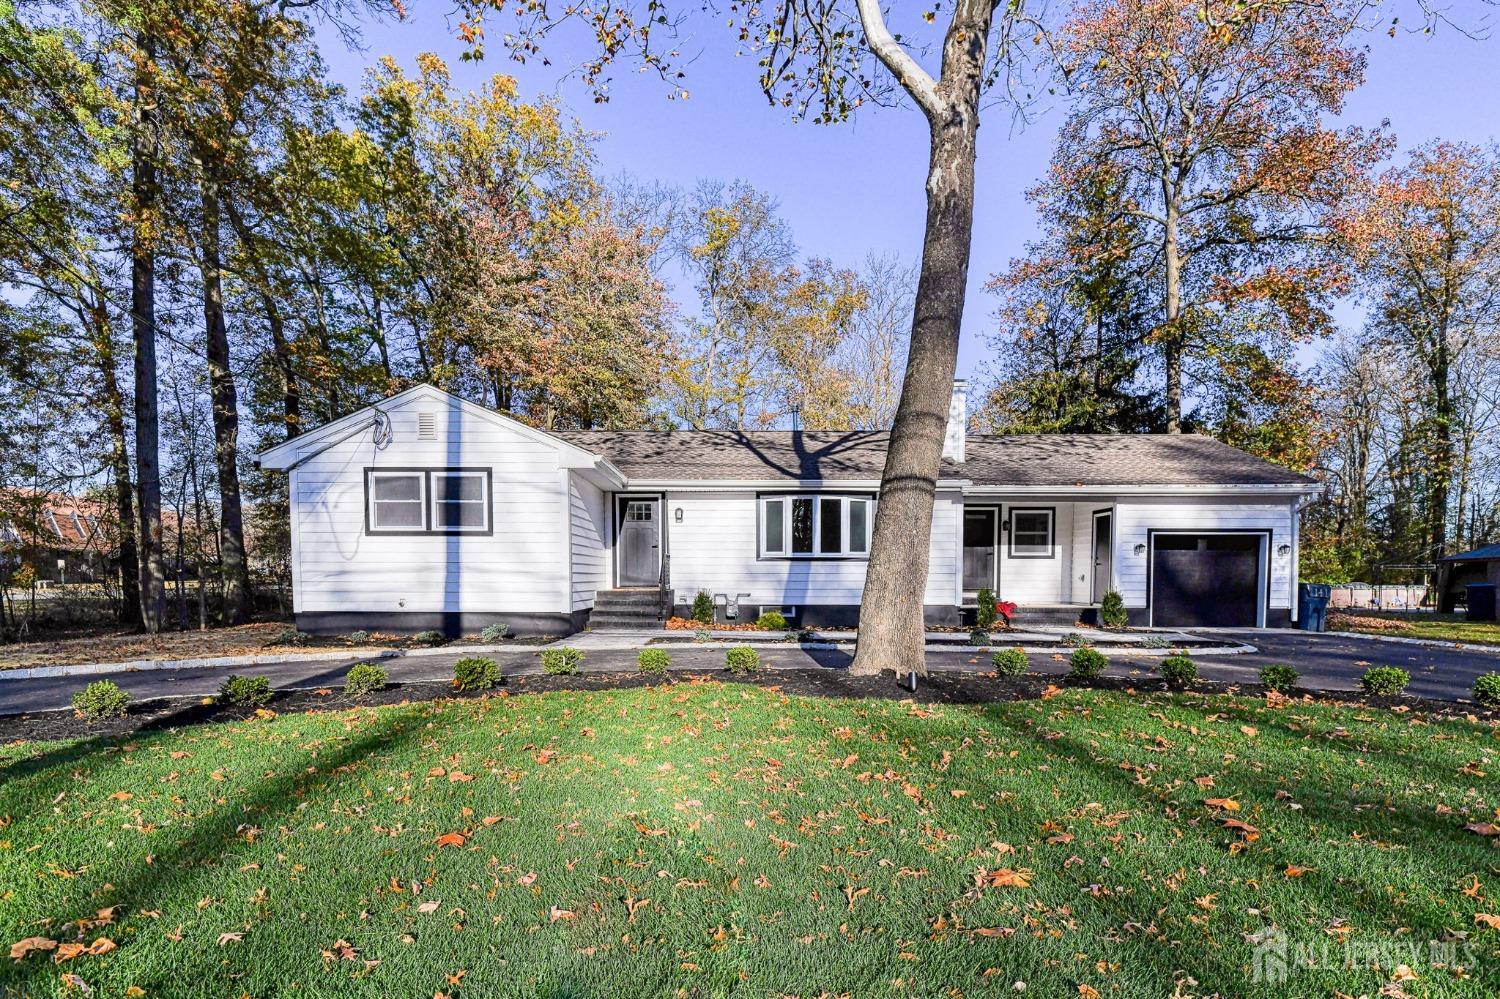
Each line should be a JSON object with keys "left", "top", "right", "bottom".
{"left": 417, "top": 412, "right": 437, "bottom": 440}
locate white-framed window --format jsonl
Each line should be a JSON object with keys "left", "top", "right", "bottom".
{"left": 1008, "top": 507, "right": 1054, "bottom": 558}
{"left": 368, "top": 471, "right": 426, "bottom": 531}
{"left": 760, "top": 495, "right": 873, "bottom": 558}
{"left": 431, "top": 471, "right": 489, "bottom": 532}
{"left": 366, "top": 469, "right": 492, "bottom": 535}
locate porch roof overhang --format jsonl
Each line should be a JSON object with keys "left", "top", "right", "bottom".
{"left": 621, "top": 478, "right": 972, "bottom": 492}
{"left": 959, "top": 482, "right": 1321, "bottom": 499}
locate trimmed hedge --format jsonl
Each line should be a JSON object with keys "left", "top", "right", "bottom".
{"left": 72, "top": 680, "right": 131, "bottom": 720}
{"left": 1474, "top": 672, "right": 1500, "bottom": 706}
{"left": 219, "top": 674, "right": 272, "bottom": 708}
{"left": 541, "top": 646, "right": 584, "bottom": 675}
{"left": 1158, "top": 654, "right": 1197, "bottom": 688}
{"left": 637, "top": 648, "right": 671, "bottom": 675}
{"left": 1069, "top": 647, "right": 1108, "bottom": 679}
{"left": 453, "top": 656, "right": 502, "bottom": 691}
{"left": 1360, "top": 666, "right": 1410, "bottom": 696}
{"left": 991, "top": 648, "right": 1029, "bottom": 676}
{"left": 756, "top": 610, "right": 788, "bottom": 630}
{"left": 1259, "top": 664, "right": 1300, "bottom": 693}
{"left": 344, "top": 663, "right": 388, "bottom": 696}
{"left": 725, "top": 646, "right": 760, "bottom": 674}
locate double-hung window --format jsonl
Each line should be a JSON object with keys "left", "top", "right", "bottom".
{"left": 761, "top": 495, "right": 872, "bottom": 558}
{"left": 366, "top": 469, "right": 491, "bottom": 534}
{"left": 1008, "top": 508, "right": 1054, "bottom": 557}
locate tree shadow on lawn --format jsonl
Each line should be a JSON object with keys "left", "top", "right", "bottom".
{"left": 0, "top": 703, "right": 436, "bottom": 996}
{"left": 967, "top": 704, "right": 1500, "bottom": 992}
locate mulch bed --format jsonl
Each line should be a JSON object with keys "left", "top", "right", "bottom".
{"left": 4, "top": 666, "right": 1496, "bottom": 747}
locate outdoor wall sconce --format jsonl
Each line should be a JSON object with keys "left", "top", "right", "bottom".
{"left": 1277, "top": 544, "right": 1292, "bottom": 557}
{"left": 1133, "top": 543, "right": 1147, "bottom": 556}
{"left": 674, "top": 507, "right": 684, "bottom": 523}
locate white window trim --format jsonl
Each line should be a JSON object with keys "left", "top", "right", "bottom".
{"left": 760, "top": 494, "right": 873, "bottom": 559}
{"left": 367, "top": 471, "right": 428, "bottom": 533}
{"left": 1008, "top": 508, "right": 1055, "bottom": 558}
{"left": 430, "top": 470, "right": 491, "bottom": 533}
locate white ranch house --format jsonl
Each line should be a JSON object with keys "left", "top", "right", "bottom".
{"left": 256, "top": 381, "right": 1320, "bottom": 635}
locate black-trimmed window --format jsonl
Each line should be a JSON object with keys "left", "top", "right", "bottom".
{"left": 1008, "top": 508, "right": 1054, "bottom": 557}
{"left": 366, "top": 469, "right": 491, "bottom": 534}
{"left": 761, "top": 495, "right": 872, "bottom": 558}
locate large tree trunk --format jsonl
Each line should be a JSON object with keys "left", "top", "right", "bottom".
{"left": 92, "top": 300, "right": 142, "bottom": 628}
{"left": 849, "top": 0, "right": 992, "bottom": 676}
{"left": 200, "top": 173, "right": 252, "bottom": 624}
{"left": 1427, "top": 328, "right": 1453, "bottom": 560}
{"left": 1162, "top": 191, "right": 1183, "bottom": 433}
{"left": 131, "top": 36, "right": 166, "bottom": 633}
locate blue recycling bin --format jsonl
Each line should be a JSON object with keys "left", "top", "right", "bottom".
{"left": 1298, "top": 583, "right": 1331, "bottom": 632}
{"left": 1467, "top": 583, "right": 1497, "bottom": 622}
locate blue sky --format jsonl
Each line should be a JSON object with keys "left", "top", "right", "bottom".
{"left": 316, "top": 6, "right": 1497, "bottom": 380}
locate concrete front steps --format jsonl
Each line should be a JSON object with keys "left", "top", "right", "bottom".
{"left": 1005, "top": 604, "right": 1097, "bottom": 628}
{"left": 589, "top": 588, "right": 666, "bottom": 631}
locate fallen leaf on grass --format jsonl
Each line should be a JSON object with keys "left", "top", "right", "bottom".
{"left": 1204, "top": 798, "right": 1240, "bottom": 811}
{"left": 9, "top": 937, "right": 56, "bottom": 961}
{"left": 435, "top": 832, "right": 466, "bottom": 848}
{"left": 321, "top": 939, "right": 359, "bottom": 962}
{"left": 1467, "top": 823, "right": 1500, "bottom": 837}
{"left": 416, "top": 901, "right": 440, "bottom": 914}
{"left": 977, "top": 868, "right": 1033, "bottom": 889}
{"left": 1474, "top": 913, "right": 1500, "bottom": 929}
{"left": 1284, "top": 865, "right": 1315, "bottom": 878}
{"left": 549, "top": 907, "right": 576, "bottom": 923}
{"left": 216, "top": 933, "right": 242, "bottom": 946}
{"left": 516, "top": 872, "right": 537, "bottom": 886}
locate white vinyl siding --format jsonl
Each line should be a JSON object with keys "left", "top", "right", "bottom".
{"left": 569, "top": 475, "right": 609, "bottom": 611}
{"left": 672, "top": 489, "right": 959, "bottom": 608}
{"left": 1113, "top": 497, "right": 1295, "bottom": 611}
{"left": 996, "top": 502, "right": 1072, "bottom": 604}
{"left": 290, "top": 399, "right": 572, "bottom": 615}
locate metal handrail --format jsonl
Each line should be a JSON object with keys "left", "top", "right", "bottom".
{"left": 657, "top": 554, "right": 671, "bottom": 620}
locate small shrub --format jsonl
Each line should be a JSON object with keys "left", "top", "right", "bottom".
{"left": 756, "top": 610, "right": 788, "bottom": 630}
{"left": 976, "top": 588, "right": 998, "bottom": 630}
{"left": 796, "top": 627, "right": 816, "bottom": 643}
{"left": 1098, "top": 589, "right": 1128, "bottom": 629}
{"left": 637, "top": 648, "right": 671, "bottom": 675}
{"left": 693, "top": 628, "right": 713, "bottom": 642}
{"left": 1159, "top": 654, "right": 1197, "bottom": 688}
{"left": 1069, "top": 647, "right": 1108, "bottom": 679}
{"left": 691, "top": 591, "right": 714, "bottom": 624}
{"left": 1474, "top": 672, "right": 1500, "bottom": 706}
{"left": 1360, "top": 666, "right": 1410, "bottom": 696}
{"left": 219, "top": 674, "right": 273, "bottom": 708}
{"left": 453, "top": 656, "right": 502, "bottom": 691}
{"left": 412, "top": 629, "right": 446, "bottom": 646}
{"left": 968, "top": 628, "right": 990, "bottom": 647}
{"left": 480, "top": 623, "right": 510, "bottom": 642}
{"left": 991, "top": 648, "right": 1029, "bottom": 676}
{"left": 1062, "top": 632, "right": 1094, "bottom": 649}
{"left": 347, "top": 630, "right": 371, "bottom": 644}
{"left": 1139, "top": 636, "right": 1172, "bottom": 649}
{"left": 1259, "top": 664, "right": 1300, "bottom": 693}
{"left": 725, "top": 646, "right": 760, "bottom": 674}
{"left": 275, "top": 628, "right": 312, "bottom": 646}
{"left": 344, "top": 662, "right": 388, "bottom": 696}
{"left": 541, "top": 646, "right": 584, "bottom": 675}
{"left": 72, "top": 680, "right": 131, "bottom": 720}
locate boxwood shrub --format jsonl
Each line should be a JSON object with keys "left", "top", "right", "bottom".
{"left": 1259, "top": 664, "right": 1300, "bottom": 693}
{"left": 637, "top": 648, "right": 671, "bottom": 675}
{"left": 218, "top": 674, "right": 273, "bottom": 708}
{"left": 541, "top": 646, "right": 584, "bottom": 675}
{"left": 344, "top": 662, "right": 388, "bottom": 697}
{"left": 1360, "top": 666, "right": 1410, "bottom": 696}
{"left": 453, "top": 656, "right": 502, "bottom": 691}
{"left": 72, "top": 680, "right": 131, "bottom": 720}
{"left": 725, "top": 646, "right": 760, "bottom": 674}
{"left": 1474, "top": 672, "right": 1500, "bottom": 706}
{"left": 991, "top": 648, "right": 1029, "bottom": 676}
{"left": 1069, "top": 647, "right": 1108, "bottom": 679}
{"left": 1158, "top": 654, "right": 1197, "bottom": 688}
{"left": 756, "top": 610, "right": 788, "bottom": 630}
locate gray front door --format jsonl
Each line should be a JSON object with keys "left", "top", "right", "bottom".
{"left": 617, "top": 498, "right": 660, "bottom": 587}
{"left": 962, "top": 508, "right": 998, "bottom": 592}
{"left": 1092, "top": 513, "right": 1113, "bottom": 603}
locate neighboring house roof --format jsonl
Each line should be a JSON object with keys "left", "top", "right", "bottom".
{"left": 553, "top": 430, "right": 1318, "bottom": 489}
{"left": 1442, "top": 544, "right": 1500, "bottom": 562}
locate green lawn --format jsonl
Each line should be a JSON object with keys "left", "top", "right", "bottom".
{"left": 3, "top": 683, "right": 1500, "bottom": 997}
{"left": 1332, "top": 610, "right": 1500, "bottom": 646}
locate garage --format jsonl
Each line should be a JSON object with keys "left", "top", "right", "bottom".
{"left": 1151, "top": 533, "right": 1263, "bottom": 627}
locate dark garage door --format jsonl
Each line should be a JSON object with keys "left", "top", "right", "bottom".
{"left": 1151, "top": 534, "right": 1261, "bottom": 627}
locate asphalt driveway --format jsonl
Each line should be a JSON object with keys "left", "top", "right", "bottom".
{"left": 3, "top": 630, "right": 1498, "bottom": 717}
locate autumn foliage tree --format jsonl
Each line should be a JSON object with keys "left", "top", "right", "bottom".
{"left": 1051, "top": 0, "right": 1385, "bottom": 434}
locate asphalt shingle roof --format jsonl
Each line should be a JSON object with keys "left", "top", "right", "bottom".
{"left": 551, "top": 430, "right": 1317, "bottom": 488}
{"left": 1442, "top": 544, "right": 1500, "bottom": 562}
